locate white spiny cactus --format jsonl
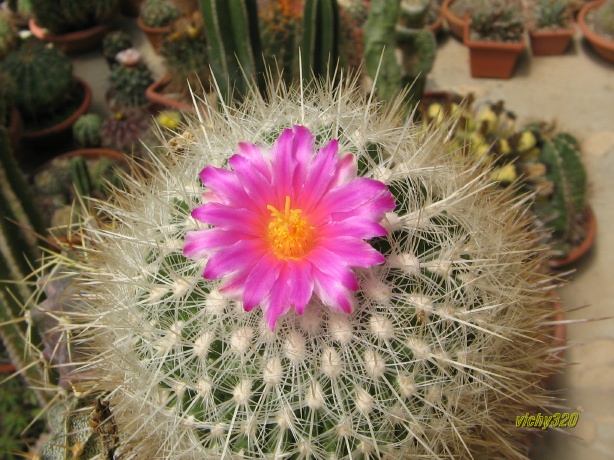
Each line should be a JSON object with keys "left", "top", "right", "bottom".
{"left": 30, "top": 75, "right": 560, "bottom": 459}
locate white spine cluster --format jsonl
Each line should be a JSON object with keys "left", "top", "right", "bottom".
{"left": 31, "top": 76, "right": 560, "bottom": 459}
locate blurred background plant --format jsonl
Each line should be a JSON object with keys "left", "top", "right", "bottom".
{"left": 27, "top": 0, "right": 119, "bottom": 34}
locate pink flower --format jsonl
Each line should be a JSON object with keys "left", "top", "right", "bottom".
{"left": 184, "top": 125, "right": 396, "bottom": 329}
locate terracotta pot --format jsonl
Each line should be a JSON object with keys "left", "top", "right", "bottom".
{"left": 146, "top": 74, "right": 195, "bottom": 113}
{"left": 28, "top": 19, "right": 111, "bottom": 54}
{"left": 578, "top": 0, "right": 614, "bottom": 64}
{"left": 7, "top": 107, "right": 22, "bottom": 154}
{"left": 426, "top": 8, "right": 444, "bottom": 36}
{"left": 549, "top": 205, "right": 597, "bottom": 269}
{"left": 22, "top": 77, "right": 92, "bottom": 147}
{"left": 0, "top": 363, "right": 17, "bottom": 374}
{"left": 137, "top": 15, "right": 170, "bottom": 53}
{"left": 122, "top": 0, "right": 145, "bottom": 17}
{"left": 463, "top": 23, "right": 526, "bottom": 79}
{"left": 529, "top": 26, "right": 575, "bottom": 56}
{"left": 441, "top": 0, "right": 467, "bottom": 41}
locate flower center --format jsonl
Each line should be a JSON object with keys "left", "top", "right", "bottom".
{"left": 266, "top": 196, "right": 315, "bottom": 261}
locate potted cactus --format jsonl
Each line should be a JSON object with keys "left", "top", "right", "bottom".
{"left": 463, "top": 0, "right": 526, "bottom": 78}
{"left": 147, "top": 11, "right": 210, "bottom": 112}
{"left": 101, "top": 108, "right": 152, "bottom": 155}
{"left": 106, "top": 48, "right": 154, "bottom": 110}
{"left": 73, "top": 113, "right": 104, "bottom": 148}
{"left": 27, "top": 0, "right": 119, "bottom": 54}
{"left": 527, "top": 0, "right": 576, "bottom": 56}
{"left": 0, "top": 38, "right": 91, "bottom": 149}
{"left": 578, "top": 0, "right": 614, "bottom": 63}
{"left": 0, "top": 10, "right": 20, "bottom": 59}
{"left": 24, "top": 68, "right": 564, "bottom": 459}
{"left": 137, "top": 0, "right": 181, "bottom": 53}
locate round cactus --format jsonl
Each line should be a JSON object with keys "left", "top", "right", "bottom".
{"left": 101, "top": 109, "right": 150, "bottom": 154}
{"left": 140, "top": 0, "right": 180, "bottom": 28}
{"left": 0, "top": 38, "right": 74, "bottom": 121}
{"left": 29, "top": 0, "right": 119, "bottom": 34}
{"left": 107, "top": 53, "right": 154, "bottom": 109}
{"left": 31, "top": 77, "right": 560, "bottom": 459}
{"left": 72, "top": 113, "right": 104, "bottom": 148}
{"left": 102, "top": 30, "right": 133, "bottom": 68}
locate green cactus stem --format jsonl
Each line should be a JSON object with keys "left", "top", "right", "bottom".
{"left": 140, "top": 0, "right": 181, "bottom": 27}
{"left": 29, "top": 0, "right": 119, "bottom": 34}
{"left": 70, "top": 155, "right": 92, "bottom": 197}
{"left": 301, "top": 0, "right": 339, "bottom": 83}
{"left": 198, "top": 0, "right": 264, "bottom": 104}
{"left": 73, "top": 113, "right": 104, "bottom": 148}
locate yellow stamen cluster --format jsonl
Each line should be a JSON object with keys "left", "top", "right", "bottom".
{"left": 267, "top": 196, "right": 315, "bottom": 260}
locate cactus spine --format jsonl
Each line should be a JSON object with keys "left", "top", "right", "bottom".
{"left": 28, "top": 75, "right": 560, "bottom": 459}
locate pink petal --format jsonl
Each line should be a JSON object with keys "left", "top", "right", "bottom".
{"left": 228, "top": 153, "right": 276, "bottom": 209}
{"left": 312, "top": 267, "right": 354, "bottom": 314}
{"left": 318, "top": 217, "right": 388, "bottom": 239}
{"left": 331, "top": 153, "right": 357, "bottom": 188}
{"left": 203, "top": 239, "right": 265, "bottom": 279}
{"left": 242, "top": 255, "right": 283, "bottom": 311}
{"left": 199, "top": 166, "right": 251, "bottom": 206}
{"left": 284, "top": 261, "right": 314, "bottom": 315}
{"left": 192, "top": 203, "right": 264, "bottom": 234}
{"left": 318, "top": 237, "right": 386, "bottom": 268}
{"left": 297, "top": 139, "right": 339, "bottom": 212}
{"left": 263, "top": 265, "right": 295, "bottom": 329}
{"left": 237, "top": 142, "right": 272, "bottom": 181}
{"left": 184, "top": 229, "right": 249, "bottom": 258}
{"left": 321, "top": 178, "right": 393, "bottom": 215}
{"left": 269, "top": 126, "right": 314, "bottom": 199}
{"left": 305, "top": 246, "right": 360, "bottom": 291}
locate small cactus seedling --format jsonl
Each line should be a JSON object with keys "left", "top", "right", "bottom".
{"left": 73, "top": 113, "right": 104, "bottom": 148}
{"left": 469, "top": 0, "right": 525, "bottom": 42}
{"left": 107, "top": 49, "right": 154, "bottom": 109}
{"left": 27, "top": 74, "right": 562, "bottom": 459}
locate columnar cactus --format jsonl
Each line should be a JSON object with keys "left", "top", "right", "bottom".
{"left": 29, "top": 75, "right": 562, "bottom": 459}
{"left": 73, "top": 113, "right": 104, "bottom": 148}
{"left": 0, "top": 38, "right": 75, "bottom": 123}
{"left": 301, "top": 0, "right": 339, "bottom": 83}
{"left": 29, "top": 0, "right": 119, "bottom": 34}
{"left": 140, "top": 0, "right": 181, "bottom": 27}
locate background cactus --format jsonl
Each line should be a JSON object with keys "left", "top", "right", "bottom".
{"left": 528, "top": 0, "right": 573, "bottom": 29}
{"left": 101, "top": 109, "right": 150, "bottom": 154}
{"left": 107, "top": 53, "right": 154, "bottom": 109}
{"left": 102, "top": 30, "right": 133, "bottom": 68}
{"left": 160, "top": 11, "right": 211, "bottom": 99}
{"left": 364, "top": 0, "right": 437, "bottom": 111}
{"left": 300, "top": 0, "right": 339, "bottom": 84}
{"left": 29, "top": 0, "right": 119, "bottom": 34}
{"left": 0, "top": 10, "right": 20, "bottom": 60}
{"left": 28, "top": 76, "right": 560, "bottom": 459}
{"left": 590, "top": 0, "right": 614, "bottom": 38}
{"left": 73, "top": 113, "right": 104, "bottom": 148}
{"left": 0, "top": 38, "right": 76, "bottom": 125}
{"left": 469, "top": 0, "right": 525, "bottom": 42}
{"left": 199, "top": 0, "right": 265, "bottom": 104}
{"left": 140, "top": 0, "right": 181, "bottom": 27}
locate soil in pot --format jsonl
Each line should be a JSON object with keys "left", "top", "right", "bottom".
{"left": 578, "top": 0, "right": 614, "bottom": 64}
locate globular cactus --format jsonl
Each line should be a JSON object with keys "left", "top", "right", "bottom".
{"left": 70, "top": 155, "right": 92, "bottom": 197}
{"left": 28, "top": 75, "right": 561, "bottom": 459}
{"left": 469, "top": 0, "right": 525, "bottom": 42}
{"left": 101, "top": 109, "right": 150, "bottom": 154}
{"left": 0, "top": 38, "right": 75, "bottom": 123}
{"left": 73, "top": 113, "right": 104, "bottom": 148}
{"left": 102, "top": 30, "right": 133, "bottom": 68}
{"left": 29, "top": 0, "right": 119, "bottom": 34}
{"left": 107, "top": 50, "right": 154, "bottom": 109}
{"left": 140, "top": 0, "right": 181, "bottom": 27}
{"left": 0, "top": 10, "right": 20, "bottom": 59}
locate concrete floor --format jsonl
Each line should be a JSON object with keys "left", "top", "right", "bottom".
{"left": 68, "top": 16, "right": 614, "bottom": 460}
